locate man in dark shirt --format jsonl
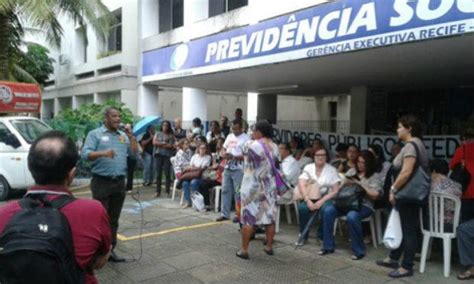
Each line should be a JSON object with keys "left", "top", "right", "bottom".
{"left": 174, "top": 117, "right": 187, "bottom": 140}
{"left": 221, "top": 115, "right": 230, "bottom": 137}
{"left": 140, "top": 125, "right": 155, "bottom": 186}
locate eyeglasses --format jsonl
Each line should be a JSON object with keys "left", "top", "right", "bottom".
{"left": 314, "top": 154, "right": 327, "bottom": 157}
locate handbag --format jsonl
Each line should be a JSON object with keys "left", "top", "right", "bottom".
{"left": 450, "top": 144, "right": 471, "bottom": 193}
{"left": 180, "top": 168, "right": 204, "bottom": 181}
{"left": 395, "top": 142, "right": 431, "bottom": 204}
{"left": 293, "top": 172, "right": 322, "bottom": 201}
{"left": 334, "top": 183, "right": 364, "bottom": 213}
{"left": 383, "top": 209, "right": 402, "bottom": 250}
{"left": 259, "top": 140, "right": 291, "bottom": 196}
{"left": 202, "top": 168, "right": 217, "bottom": 181}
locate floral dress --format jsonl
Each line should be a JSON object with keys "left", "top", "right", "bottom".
{"left": 240, "top": 140, "right": 279, "bottom": 226}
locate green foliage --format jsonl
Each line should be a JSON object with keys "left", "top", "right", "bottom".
{"left": 16, "top": 44, "right": 55, "bottom": 85}
{"left": 48, "top": 100, "right": 138, "bottom": 143}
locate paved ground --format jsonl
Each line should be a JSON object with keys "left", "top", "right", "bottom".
{"left": 3, "top": 185, "right": 466, "bottom": 283}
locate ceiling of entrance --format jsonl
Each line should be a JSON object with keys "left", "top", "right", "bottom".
{"left": 147, "top": 34, "right": 474, "bottom": 95}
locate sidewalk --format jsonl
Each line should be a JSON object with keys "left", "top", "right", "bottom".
{"left": 79, "top": 186, "right": 466, "bottom": 283}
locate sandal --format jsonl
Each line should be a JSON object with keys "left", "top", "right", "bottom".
{"left": 264, "top": 248, "right": 274, "bottom": 256}
{"left": 388, "top": 268, "right": 414, "bottom": 278}
{"left": 236, "top": 250, "right": 249, "bottom": 260}
{"left": 318, "top": 249, "right": 334, "bottom": 256}
{"left": 376, "top": 259, "right": 400, "bottom": 269}
{"left": 458, "top": 269, "right": 474, "bottom": 281}
{"left": 351, "top": 254, "right": 365, "bottom": 260}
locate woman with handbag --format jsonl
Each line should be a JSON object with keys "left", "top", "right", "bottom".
{"left": 153, "top": 120, "right": 176, "bottom": 197}
{"left": 320, "top": 150, "right": 382, "bottom": 260}
{"left": 181, "top": 143, "right": 211, "bottom": 209}
{"left": 236, "top": 121, "right": 279, "bottom": 259}
{"left": 376, "top": 115, "right": 429, "bottom": 278}
{"left": 295, "top": 147, "right": 341, "bottom": 247}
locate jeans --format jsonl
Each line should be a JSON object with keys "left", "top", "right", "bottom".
{"left": 142, "top": 152, "right": 155, "bottom": 184}
{"left": 182, "top": 178, "right": 202, "bottom": 205}
{"left": 155, "top": 154, "right": 172, "bottom": 194}
{"left": 322, "top": 204, "right": 373, "bottom": 257}
{"left": 91, "top": 176, "right": 126, "bottom": 247}
{"left": 389, "top": 203, "right": 421, "bottom": 270}
{"left": 221, "top": 169, "right": 244, "bottom": 219}
{"left": 457, "top": 219, "right": 474, "bottom": 266}
{"left": 298, "top": 200, "right": 331, "bottom": 240}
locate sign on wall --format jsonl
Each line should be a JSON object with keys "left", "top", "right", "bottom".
{"left": 274, "top": 127, "right": 460, "bottom": 160}
{"left": 0, "top": 81, "right": 42, "bottom": 113}
{"left": 143, "top": 0, "right": 474, "bottom": 81}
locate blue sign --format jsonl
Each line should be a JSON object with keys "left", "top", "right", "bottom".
{"left": 142, "top": 0, "right": 474, "bottom": 80}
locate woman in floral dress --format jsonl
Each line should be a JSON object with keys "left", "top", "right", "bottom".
{"left": 236, "top": 120, "right": 278, "bottom": 259}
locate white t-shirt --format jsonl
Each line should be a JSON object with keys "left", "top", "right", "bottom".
{"left": 190, "top": 154, "right": 211, "bottom": 168}
{"left": 281, "top": 155, "right": 300, "bottom": 186}
{"left": 299, "top": 163, "right": 341, "bottom": 195}
{"left": 223, "top": 132, "right": 250, "bottom": 170}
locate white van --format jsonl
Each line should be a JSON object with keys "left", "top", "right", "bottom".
{"left": 0, "top": 116, "right": 51, "bottom": 200}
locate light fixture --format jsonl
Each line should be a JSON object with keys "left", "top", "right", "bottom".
{"left": 256, "top": 84, "right": 299, "bottom": 94}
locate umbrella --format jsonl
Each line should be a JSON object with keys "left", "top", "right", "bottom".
{"left": 295, "top": 209, "right": 319, "bottom": 249}
{"left": 133, "top": 116, "right": 160, "bottom": 137}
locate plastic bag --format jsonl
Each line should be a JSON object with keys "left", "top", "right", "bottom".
{"left": 383, "top": 209, "right": 403, "bottom": 250}
{"left": 191, "top": 192, "right": 206, "bottom": 212}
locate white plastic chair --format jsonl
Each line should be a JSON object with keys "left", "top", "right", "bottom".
{"left": 213, "top": 185, "right": 222, "bottom": 212}
{"left": 419, "top": 192, "right": 461, "bottom": 277}
{"left": 275, "top": 202, "right": 299, "bottom": 233}
{"left": 170, "top": 157, "right": 184, "bottom": 205}
{"left": 333, "top": 215, "right": 378, "bottom": 249}
{"left": 374, "top": 208, "right": 389, "bottom": 245}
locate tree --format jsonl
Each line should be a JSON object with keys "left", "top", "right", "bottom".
{"left": 49, "top": 100, "right": 137, "bottom": 144}
{"left": 15, "top": 43, "right": 55, "bottom": 85}
{"left": 0, "top": 0, "right": 113, "bottom": 81}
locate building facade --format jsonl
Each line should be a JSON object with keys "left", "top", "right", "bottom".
{"left": 42, "top": 0, "right": 474, "bottom": 140}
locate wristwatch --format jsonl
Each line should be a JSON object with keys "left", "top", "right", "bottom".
{"left": 390, "top": 186, "right": 397, "bottom": 194}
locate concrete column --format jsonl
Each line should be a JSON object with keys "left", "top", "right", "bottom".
{"left": 141, "top": 0, "right": 159, "bottom": 39}
{"left": 184, "top": 0, "right": 208, "bottom": 26}
{"left": 93, "top": 93, "right": 104, "bottom": 105}
{"left": 247, "top": 92, "right": 258, "bottom": 124}
{"left": 54, "top": 98, "right": 61, "bottom": 115}
{"left": 138, "top": 84, "right": 159, "bottom": 117}
{"left": 182, "top": 87, "right": 207, "bottom": 123}
{"left": 349, "top": 86, "right": 368, "bottom": 134}
{"left": 72, "top": 96, "right": 79, "bottom": 109}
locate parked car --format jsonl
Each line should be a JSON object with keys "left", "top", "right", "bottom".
{"left": 0, "top": 116, "right": 51, "bottom": 200}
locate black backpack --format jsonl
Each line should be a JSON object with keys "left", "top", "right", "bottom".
{"left": 0, "top": 194, "right": 84, "bottom": 284}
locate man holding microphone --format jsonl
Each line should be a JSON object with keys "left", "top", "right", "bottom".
{"left": 82, "top": 106, "right": 138, "bottom": 262}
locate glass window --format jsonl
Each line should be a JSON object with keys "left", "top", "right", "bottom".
{"left": 209, "top": 0, "right": 247, "bottom": 17}
{"left": 0, "top": 123, "right": 20, "bottom": 151}
{"left": 159, "top": 0, "right": 184, "bottom": 33}
{"left": 10, "top": 119, "right": 51, "bottom": 144}
{"left": 106, "top": 9, "right": 122, "bottom": 52}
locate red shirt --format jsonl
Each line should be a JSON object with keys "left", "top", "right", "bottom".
{"left": 0, "top": 185, "right": 111, "bottom": 284}
{"left": 450, "top": 141, "right": 474, "bottom": 199}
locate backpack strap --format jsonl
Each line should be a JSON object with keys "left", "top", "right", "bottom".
{"left": 49, "top": 195, "right": 76, "bottom": 210}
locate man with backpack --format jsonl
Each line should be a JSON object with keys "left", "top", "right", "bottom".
{"left": 0, "top": 131, "right": 111, "bottom": 284}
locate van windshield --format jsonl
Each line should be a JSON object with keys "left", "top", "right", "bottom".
{"left": 11, "top": 119, "right": 51, "bottom": 144}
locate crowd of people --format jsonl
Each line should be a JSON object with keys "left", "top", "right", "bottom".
{"left": 139, "top": 111, "right": 474, "bottom": 280}
{"left": 0, "top": 106, "right": 473, "bottom": 283}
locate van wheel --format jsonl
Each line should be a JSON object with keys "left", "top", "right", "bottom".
{"left": 0, "top": 176, "right": 10, "bottom": 201}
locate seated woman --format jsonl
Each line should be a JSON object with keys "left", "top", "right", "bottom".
{"left": 181, "top": 143, "right": 211, "bottom": 209}
{"left": 173, "top": 139, "right": 193, "bottom": 179}
{"left": 296, "top": 147, "right": 341, "bottom": 246}
{"left": 199, "top": 141, "right": 226, "bottom": 207}
{"left": 320, "top": 150, "right": 382, "bottom": 260}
